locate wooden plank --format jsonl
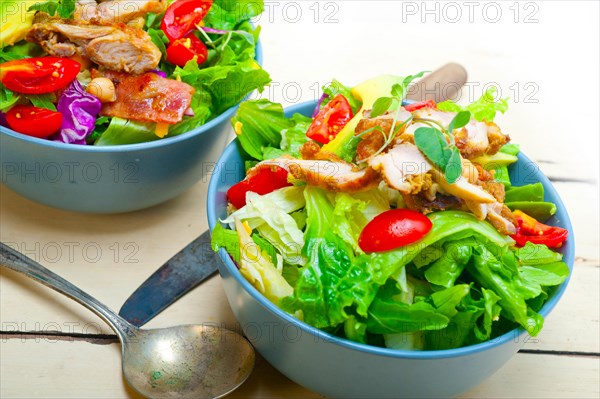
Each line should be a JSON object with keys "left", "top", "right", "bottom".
{"left": 460, "top": 353, "right": 600, "bottom": 399}
{"left": 522, "top": 258, "right": 600, "bottom": 353}
{"left": 1, "top": 337, "right": 597, "bottom": 399}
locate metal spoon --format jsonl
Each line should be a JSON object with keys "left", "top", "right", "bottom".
{"left": 0, "top": 242, "right": 255, "bottom": 399}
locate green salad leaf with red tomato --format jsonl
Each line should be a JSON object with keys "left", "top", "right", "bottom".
{"left": 212, "top": 74, "right": 570, "bottom": 350}
{"left": 0, "top": 0, "right": 269, "bottom": 145}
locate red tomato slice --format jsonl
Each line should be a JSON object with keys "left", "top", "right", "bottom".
{"left": 161, "top": 0, "right": 213, "bottom": 42}
{"left": 227, "top": 165, "right": 291, "bottom": 209}
{"left": 510, "top": 210, "right": 568, "bottom": 248}
{"left": 0, "top": 57, "right": 81, "bottom": 94}
{"left": 358, "top": 209, "right": 433, "bottom": 253}
{"left": 166, "top": 34, "right": 208, "bottom": 67}
{"left": 6, "top": 105, "right": 62, "bottom": 138}
{"left": 403, "top": 99, "right": 436, "bottom": 112}
{"left": 306, "top": 94, "right": 353, "bottom": 144}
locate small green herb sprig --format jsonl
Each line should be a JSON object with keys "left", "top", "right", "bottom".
{"left": 413, "top": 110, "right": 471, "bottom": 184}
{"left": 356, "top": 72, "right": 426, "bottom": 162}
{"left": 362, "top": 70, "right": 473, "bottom": 184}
{"left": 29, "top": 0, "right": 76, "bottom": 19}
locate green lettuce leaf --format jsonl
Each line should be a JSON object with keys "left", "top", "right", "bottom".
{"left": 424, "top": 239, "right": 473, "bottom": 288}
{"left": 204, "top": 0, "right": 265, "bottom": 31}
{"left": 234, "top": 218, "right": 293, "bottom": 305}
{"left": 280, "top": 187, "right": 378, "bottom": 328}
{"left": 331, "top": 190, "right": 389, "bottom": 250}
{"left": 94, "top": 118, "right": 159, "bottom": 146}
{"left": 355, "top": 211, "right": 514, "bottom": 286}
{"left": 211, "top": 222, "right": 241, "bottom": 263}
{"left": 467, "top": 243, "right": 545, "bottom": 335}
{"left": 231, "top": 99, "right": 311, "bottom": 160}
{"left": 0, "top": 84, "right": 19, "bottom": 112}
{"left": 222, "top": 187, "right": 306, "bottom": 265}
{"left": 437, "top": 87, "right": 509, "bottom": 122}
{"left": 367, "top": 280, "right": 450, "bottom": 334}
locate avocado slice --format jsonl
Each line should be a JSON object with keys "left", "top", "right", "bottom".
{"left": 506, "top": 202, "right": 557, "bottom": 222}
{"left": 1, "top": 0, "right": 38, "bottom": 48}
{"left": 322, "top": 75, "right": 404, "bottom": 156}
{"left": 472, "top": 152, "right": 518, "bottom": 170}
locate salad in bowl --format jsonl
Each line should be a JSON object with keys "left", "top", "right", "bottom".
{"left": 0, "top": 0, "right": 269, "bottom": 145}
{"left": 211, "top": 73, "right": 571, "bottom": 351}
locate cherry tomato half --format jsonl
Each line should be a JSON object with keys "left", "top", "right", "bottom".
{"left": 306, "top": 94, "right": 354, "bottom": 144}
{"left": 358, "top": 209, "right": 433, "bottom": 253}
{"left": 0, "top": 57, "right": 81, "bottom": 95}
{"left": 166, "top": 34, "right": 208, "bottom": 67}
{"left": 227, "top": 165, "right": 291, "bottom": 209}
{"left": 6, "top": 105, "right": 62, "bottom": 138}
{"left": 403, "top": 99, "right": 436, "bottom": 113}
{"left": 161, "top": 0, "right": 213, "bottom": 42}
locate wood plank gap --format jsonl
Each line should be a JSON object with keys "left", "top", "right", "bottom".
{"left": 518, "top": 349, "right": 600, "bottom": 358}
{"left": 547, "top": 177, "right": 596, "bottom": 184}
{"left": 1, "top": 330, "right": 118, "bottom": 345}
{"left": 574, "top": 257, "right": 599, "bottom": 266}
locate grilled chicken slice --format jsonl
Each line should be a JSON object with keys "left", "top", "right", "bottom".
{"left": 93, "top": 70, "right": 195, "bottom": 124}
{"left": 257, "top": 157, "right": 381, "bottom": 193}
{"left": 75, "top": 0, "right": 165, "bottom": 24}
{"left": 27, "top": 19, "right": 161, "bottom": 74}
{"left": 95, "top": 0, "right": 166, "bottom": 24}
{"left": 74, "top": 0, "right": 98, "bottom": 21}
{"left": 354, "top": 109, "right": 413, "bottom": 161}
{"left": 464, "top": 200, "right": 516, "bottom": 235}
{"left": 369, "top": 143, "right": 433, "bottom": 194}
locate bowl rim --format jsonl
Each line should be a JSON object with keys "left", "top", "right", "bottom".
{"left": 0, "top": 39, "right": 263, "bottom": 153}
{"left": 207, "top": 100, "right": 575, "bottom": 359}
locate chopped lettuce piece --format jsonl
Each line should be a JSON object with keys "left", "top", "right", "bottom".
{"left": 94, "top": 117, "right": 159, "bottom": 146}
{"left": 231, "top": 100, "right": 295, "bottom": 160}
{"left": 211, "top": 222, "right": 241, "bottom": 263}
{"left": 235, "top": 218, "right": 293, "bottom": 305}
{"left": 467, "top": 244, "right": 544, "bottom": 335}
{"left": 356, "top": 211, "right": 514, "bottom": 286}
{"left": 280, "top": 187, "right": 378, "bottom": 328}
{"left": 367, "top": 280, "right": 450, "bottom": 334}
{"left": 424, "top": 239, "right": 473, "bottom": 288}
{"left": 222, "top": 187, "right": 306, "bottom": 265}
{"left": 437, "top": 87, "right": 509, "bottom": 122}
{"left": 331, "top": 190, "right": 389, "bottom": 250}
{"left": 222, "top": 186, "right": 306, "bottom": 228}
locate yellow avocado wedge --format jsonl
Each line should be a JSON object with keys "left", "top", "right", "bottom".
{"left": 322, "top": 75, "right": 405, "bottom": 155}
{"left": 1, "top": 0, "right": 38, "bottom": 48}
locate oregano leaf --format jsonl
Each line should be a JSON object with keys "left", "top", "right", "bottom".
{"left": 28, "top": 1, "right": 58, "bottom": 15}
{"left": 445, "top": 147, "right": 463, "bottom": 183}
{"left": 28, "top": 0, "right": 75, "bottom": 19}
{"left": 371, "top": 97, "right": 394, "bottom": 118}
{"left": 57, "top": 0, "right": 76, "bottom": 18}
{"left": 448, "top": 111, "right": 471, "bottom": 133}
{"left": 391, "top": 83, "right": 403, "bottom": 98}
{"left": 414, "top": 127, "right": 451, "bottom": 170}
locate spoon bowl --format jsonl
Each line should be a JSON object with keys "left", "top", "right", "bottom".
{"left": 0, "top": 242, "right": 255, "bottom": 399}
{"left": 122, "top": 325, "right": 254, "bottom": 399}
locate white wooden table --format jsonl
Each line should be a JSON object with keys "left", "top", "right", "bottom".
{"left": 1, "top": 1, "right": 599, "bottom": 398}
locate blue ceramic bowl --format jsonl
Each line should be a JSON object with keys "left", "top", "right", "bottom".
{"left": 0, "top": 43, "right": 263, "bottom": 214}
{"left": 207, "top": 101, "right": 574, "bottom": 399}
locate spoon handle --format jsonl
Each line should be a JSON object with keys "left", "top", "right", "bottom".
{"left": 0, "top": 242, "right": 136, "bottom": 340}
